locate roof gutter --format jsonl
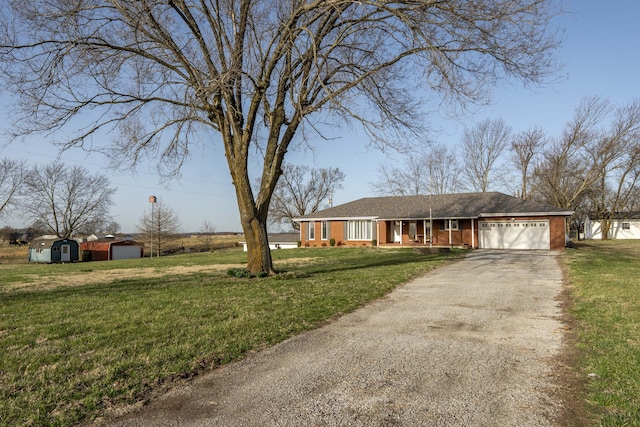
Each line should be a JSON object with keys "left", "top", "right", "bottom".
{"left": 293, "top": 216, "right": 378, "bottom": 222}
{"left": 479, "top": 211, "right": 574, "bottom": 217}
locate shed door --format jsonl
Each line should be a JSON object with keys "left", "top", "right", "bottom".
{"left": 479, "top": 220, "right": 550, "bottom": 250}
{"left": 112, "top": 245, "right": 141, "bottom": 260}
{"left": 61, "top": 245, "right": 71, "bottom": 262}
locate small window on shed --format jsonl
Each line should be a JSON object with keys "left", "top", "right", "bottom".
{"left": 622, "top": 222, "right": 631, "bottom": 230}
{"left": 52, "top": 246, "right": 60, "bottom": 252}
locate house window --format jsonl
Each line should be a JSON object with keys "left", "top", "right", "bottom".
{"left": 622, "top": 222, "right": 631, "bottom": 230}
{"left": 307, "top": 221, "right": 315, "bottom": 240}
{"left": 443, "top": 219, "right": 459, "bottom": 231}
{"left": 321, "top": 221, "right": 329, "bottom": 240}
{"left": 347, "top": 220, "right": 372, "bottom": 240}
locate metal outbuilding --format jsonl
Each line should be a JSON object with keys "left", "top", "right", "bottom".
{"left": 28, "top": 237, "right": 80, "bottom": 263}
{"left": 80, "top": 238, "right": 143, "bottom": 261}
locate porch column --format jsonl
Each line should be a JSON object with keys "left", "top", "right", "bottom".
{"left": 448, "top": 220, "right": 452, "bottom": 246}
{"left": 423, "top": 220, "right": 427, "bottom": 244}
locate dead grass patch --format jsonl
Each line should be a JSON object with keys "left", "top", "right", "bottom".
{"left": 4, "top": 264, "right": 244, "bottom": 292}
{"left": 4, "top": 257, "right": 324, "bottom": 292}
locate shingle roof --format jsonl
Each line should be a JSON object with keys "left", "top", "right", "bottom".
{"left": 296, "top": 192, "right": 572, "bottom": 221}
{"left": 588, "top": 211, "right": 640, "bottom": 220}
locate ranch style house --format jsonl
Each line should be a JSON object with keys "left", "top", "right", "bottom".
{"left": 295, "top": 192, "right": 573, "bottom": 251}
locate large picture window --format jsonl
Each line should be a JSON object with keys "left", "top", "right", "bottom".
{"left": 347, "top": 220, "right": 372, "bottom": 240}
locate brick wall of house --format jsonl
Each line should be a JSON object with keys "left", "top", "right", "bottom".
{"left": 378, "top": 221, "right": 389, "bottom": 244}
{"left": 299, "top": 216, "right": 567, "bottom": 250}
{"left": 430, "top": 219, "right": 474, "bottom": 247}
{"left": 549, "top": 216, "right": 567, "bottom": 250}
{"left": 300, "top": 220, "right": 366, "bottom": 247}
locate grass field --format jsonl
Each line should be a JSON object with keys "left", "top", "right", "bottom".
{"left": 0, "top": 245, "right": 460, "bottom": 426}
{"left": 567, "top": 240, "right": 640, "bottom": 426}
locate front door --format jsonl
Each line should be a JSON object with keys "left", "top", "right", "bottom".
{"left": 61, "top": 244, "right": 71, "bottom": 262}
{"left": 393, "top": 222, "right": 401, "bottom": 243}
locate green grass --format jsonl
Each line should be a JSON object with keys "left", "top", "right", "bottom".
{"left": 567, "top": 240, "right": 640, "bottom": 426}
{"left": 0, "top": 247, "right": 460, "bottom": 426}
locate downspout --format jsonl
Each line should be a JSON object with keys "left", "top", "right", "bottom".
{"left": 471, "top": 219, "right": 475, "bottom": 248}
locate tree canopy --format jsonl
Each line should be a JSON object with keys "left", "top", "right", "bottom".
{"left": 22, "top": 161, "right": 116, "bottom": 238}
{"left": 0, "top": 0, "right": 562, "bottom": 273}
{"left": 268, "top": 164, "right": 345, "bottom": 230}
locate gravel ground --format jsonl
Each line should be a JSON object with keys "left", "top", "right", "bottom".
{"left": 106, "top": 250, "right": 566, "bottom": 427}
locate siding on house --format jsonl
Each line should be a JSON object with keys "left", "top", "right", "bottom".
{"left": 586, "top": 216, "right": 640, "bottom": 240}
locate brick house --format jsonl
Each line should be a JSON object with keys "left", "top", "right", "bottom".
{"left": 295, "top": 192, "right": 573, "bottom": 250}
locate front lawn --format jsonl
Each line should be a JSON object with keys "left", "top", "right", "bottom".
{"left": 567, "top": 240, "right": 640, "bottom": 426}
{"left": 0, "top": 247, "right": 459, "bottom": 426}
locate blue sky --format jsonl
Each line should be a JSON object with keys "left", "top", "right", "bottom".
{"left": 1, "top": 0, "right": 639, "bottom": 233}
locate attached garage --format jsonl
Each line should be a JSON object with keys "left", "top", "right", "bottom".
{"left": 479, "top": 220, "right": 550, "bottom": 250}
{"left": 296, "top": 192, "right": 573, "bottom": 251}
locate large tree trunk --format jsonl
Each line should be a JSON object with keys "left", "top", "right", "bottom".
{"left": 229, "top": 144, "right": 277, "bottom": 276}
{"left": 600, "top": 219, "right": 611, "bottom": 240}
{"left": 241, "top": 212, "right": 274, "bottom": 276}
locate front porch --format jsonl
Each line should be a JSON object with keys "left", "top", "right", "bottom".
{"left": 376, "top": 219, "right": 477, "bottom": 249}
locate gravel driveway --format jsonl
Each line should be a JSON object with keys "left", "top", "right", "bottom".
{"left": 108, "top": 250, "right": 566, "bottom": 426}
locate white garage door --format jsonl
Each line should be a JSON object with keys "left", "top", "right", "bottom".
{"left": 112, "top": 245, "right": 141, "bottom": 260}
{"left": 479, "top": 220, "right": 550, "bottom": 250}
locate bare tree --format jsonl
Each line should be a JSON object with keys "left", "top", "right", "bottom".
{"left": 0, "top": 158, "right": 25, "bottom": 218}
{"left": 508, "top": 127, "right": 547, "bottom": 199}
{"left": 22, "top": 161, "right": 116, "bottom": 238}
{"left": 138, "top": 199, "right": 180, "bottom": 256}
{"left": 199, "top": 220, "right": 216, "bottom": 251}
{"left": 102, "top": 221, "right": 122, "bottom": 236}
{"left": 372, "top": 155, "right": 428, "bottom": 196}
{"left": 269, "top": 164, "right": 345, "bottom": 230}
{"left": 461, "top": 118, "right": 512, "bottom": 192}
{"left": 425, "top": 144, "right": 464, "bottom": 195}
{"left": 0, "top": 0, "right": 562, "bottom": 274}
{"left": 532, "top": 96, "right": 613, "bottom": 212}
{"left": 370, "top": 144, "right": 462, "bottom": 196}
{"left": 586, "top": 99, "right": 640, "bottom": 239}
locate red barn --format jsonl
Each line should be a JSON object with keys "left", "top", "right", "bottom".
{"left": 80, "top": 238, "right": 143, "bottom": 261}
